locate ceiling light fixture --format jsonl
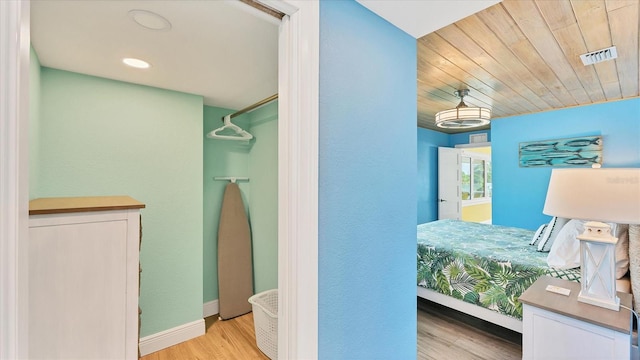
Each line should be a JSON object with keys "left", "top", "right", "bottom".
{"left": 128, "top": 9, "right": 172, "bottom": 31}
{"left": 122, "top": 58, "right": 151, "bottom": 69}
{"left": 435, "top": 89, "right": 491, "bottom": 129}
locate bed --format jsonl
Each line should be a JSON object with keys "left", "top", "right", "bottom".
{"left": 417, "top": 219, "right": 582, "bottom": 333}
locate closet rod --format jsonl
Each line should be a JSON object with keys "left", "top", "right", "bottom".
{"left": 223, "top": 93, "right": 278, "bottom": 122}
{"left": 238, "top": 0, "right": 285, "bottom": 20}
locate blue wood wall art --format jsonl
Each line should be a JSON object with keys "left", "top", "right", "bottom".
{"left": 519, "top": 136, "right": 603, "bottom": 167}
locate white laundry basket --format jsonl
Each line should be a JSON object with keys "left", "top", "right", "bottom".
{"left": 248, "top": 289, "right": 278, "bottom": 360}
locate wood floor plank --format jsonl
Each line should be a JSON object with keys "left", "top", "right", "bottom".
{"left": 139, "top": 313, "right": 269, "bottom": 360}
{"left": 417, "top": 298, "right": 522, "bottom": 360}
{"left": 141, "top": 302, "right": 521, "bottom": 359}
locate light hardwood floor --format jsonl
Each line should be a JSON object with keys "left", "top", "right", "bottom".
{"left": 140, "top": 313, "right": 269, "bottom": 360}
{"left": 417, "top": 299, "right": 522, "bottom": 360}
{"left": 140, "top": 300, "right": 522, "bottom": 359}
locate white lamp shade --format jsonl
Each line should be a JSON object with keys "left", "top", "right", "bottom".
{"left": 543, "top": 168, "right": 640, "bottom": 224}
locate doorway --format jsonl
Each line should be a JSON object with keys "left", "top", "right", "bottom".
{"left": 8, "top": 1, "right": 320, "bottom": 359}
{"left": 30, "top": 0, "right": 279, "bottom": 352}
{"left": 438, "top": 144, "right": 492, "bottom": 223}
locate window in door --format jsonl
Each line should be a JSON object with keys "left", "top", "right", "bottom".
{"left": 461, "top": 157, "right": 471, "bottom": 200}
{"left": 460, "top": 154, "right": 491, "bottom": 202}
{"left": 486, "top": 161, "right": 492, "bottom": 198}
{"left": 472, "top": 158, "right": 485, "bottom": 199}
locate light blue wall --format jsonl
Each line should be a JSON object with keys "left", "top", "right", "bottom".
{"left": 319, "top": 1, "right": 417, "bottom": 359}
{"left": 417, "top": 128, "right": 449, "bottom": 224}
{"left": 36, "top": 68, "right": 204, "bottom": 337}
{"left": 417, "top": 128, "right": 491, "bottom": 224}
{"left": 492, "top": 98, "right": 640, "bottom": 229}
{"left": 449, "top": 129, "right": 491, "bottom": 146}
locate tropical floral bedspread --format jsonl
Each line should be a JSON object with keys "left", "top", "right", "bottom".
{"left": 417, "top": 219, "right": 580, "bottom": 320}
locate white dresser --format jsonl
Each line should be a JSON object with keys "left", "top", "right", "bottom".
{"left": 28, "top": 196, "right": 145, "bottom": 359}
{"left": 520, "top": 276, "right": 632, "bottom": 360}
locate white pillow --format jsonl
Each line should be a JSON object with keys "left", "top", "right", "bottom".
{"left": 538, "top": 217, "right": 570, "bottom": 252}
{"left": 614, "top": 224, "right": 630, "bottom": 279}
{"left": 547, "top": 220, "right": 630, "bottom": 279}
{"left": 546, "top": 219, "right": 582, "bottom": 269}
{"left": 530, "top": 224, "right": 547, "bottom": 246}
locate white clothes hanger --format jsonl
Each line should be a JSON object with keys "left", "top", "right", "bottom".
{"left": 207, "top": 115, "right": 253, "bottom": 141}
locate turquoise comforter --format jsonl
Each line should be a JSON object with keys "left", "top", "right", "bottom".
{"left": 417, "top": 219, "right": 580, "bottom": 320}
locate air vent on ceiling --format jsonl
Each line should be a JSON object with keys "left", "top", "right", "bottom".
{"left": 580, "top": 46, "right": 617, "bottom": 66}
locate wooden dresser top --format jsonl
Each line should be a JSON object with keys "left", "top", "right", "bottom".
{"left": 29, "top": 196, "right": 145, "bottom": 215}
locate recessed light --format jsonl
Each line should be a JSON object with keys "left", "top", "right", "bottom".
{"left": 122, "top": 58, "right": 151, "bottom": 69}
{"left": 128, "top": 9, "right": 172, "bottom": 31}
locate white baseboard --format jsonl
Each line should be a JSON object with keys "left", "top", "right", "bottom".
{"left": 137, "top": 300, "right": 219, "bottom": 356}
{"left": 139, "top": 319, "right": 205, "bottom": 356}
{"left": 203, "top": 299, "right": 219, "bottom": 318}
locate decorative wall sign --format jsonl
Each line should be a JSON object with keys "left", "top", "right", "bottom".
{"left": 519, "top": 135, "right": 603, "bottom": 168}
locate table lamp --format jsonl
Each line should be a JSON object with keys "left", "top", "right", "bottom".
{"left": 543, "top": 168, "right": 640, "bottom": 311}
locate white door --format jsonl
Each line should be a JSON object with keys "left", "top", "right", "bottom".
{"left": 438, "top": 147, "right": 461, "bottom": 220}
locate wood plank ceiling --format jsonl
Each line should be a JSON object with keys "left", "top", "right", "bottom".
{"left": 417, "top": 0, "right": 640, "bottom": 133}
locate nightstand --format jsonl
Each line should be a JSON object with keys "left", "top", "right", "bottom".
{"left": 519, "top": 276, "right": 632, "bottom": 360}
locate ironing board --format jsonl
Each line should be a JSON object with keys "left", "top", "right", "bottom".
{"left": 217, "top": 182, "right": 253, "bottom": 319}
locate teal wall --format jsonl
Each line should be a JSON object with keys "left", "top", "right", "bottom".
{"left": 492, "top": 98, "right": 640, "bottom": 230}
{"left": 417, "top": 128, "right": 449, "bottom": 224}
{"left": 29, "top": 47, "right": 41, "bottom": 199}
{"left": 203, "top": 102, "right": 278, "bottom": 303}
{"left": 203, "top": 106, "right": 250, "bottom": 303}
{"left": 319, "top": 1, "right": 417, "bottom": 358}
{"left": 36, "top": 68, "right": 204, "bottom": 337}
{"left": 246, "top": 102, "right": 278, "bottom": 293}
{"left": 32, "top": 62, "right": 278, "bottom": 338}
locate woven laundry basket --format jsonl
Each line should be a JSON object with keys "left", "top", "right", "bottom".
{"left": 248, "top": 289, "right": 278, "bottom": 360}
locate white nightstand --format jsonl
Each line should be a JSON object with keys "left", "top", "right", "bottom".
{"left": 519, "top": 276, "right": 633, "bottom": 360}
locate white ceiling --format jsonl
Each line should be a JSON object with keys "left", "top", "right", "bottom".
{"left": 31, "top": 0, "right": 280, "bottom": 110}
{"left": 356, "top": 0, "right": 501, "bottom": 38}
{"left": 31, "top": 0, "right": 499, "bottom": 112}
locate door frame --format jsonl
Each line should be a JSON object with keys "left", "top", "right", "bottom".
{"left": 0, "top": 1, "right": 31, "bottom": 358}
{"left": 1, "top": 1, "right": 320, "bottom": 359}
{"left": 264, "top": 1, "right": 319, "bottom": 359}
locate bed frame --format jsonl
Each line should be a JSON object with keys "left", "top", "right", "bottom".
{"left": 418, "top": 276, "right": 633, "bottom": 335}
{"left": 417, "top": 286, "right": 524, "bottom": 333}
